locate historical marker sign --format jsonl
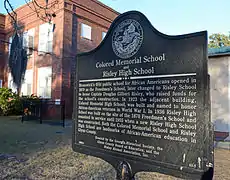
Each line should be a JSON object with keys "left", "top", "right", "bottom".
{"left": 73, "top": 11, "right": 213, "bottom": 179}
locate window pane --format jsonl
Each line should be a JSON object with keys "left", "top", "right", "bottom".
{"left": 81, "top": 23, "right": 91, "bottom": 40}
{"left": 9, "top": 36, "right": 12, "bottom": 56}
{"left": 27, "top": 84, "right": 32, "bottom": 96}
{"left": 21, "top": 70, "right": 33, "bottom": 96}
{"left": 102, "top": 32, "right": 106, "bottom": 40}
{"left": 28, "top": 35, "right": 34, "bottom": 55}
{"left": 37, "top": 67, "right": 52, "bottom": 98}
{"left": 23, "top": 32, "right": 28, "bottom": 48}
{"left": 48, "top": 25, "right": 54, "bottom": 41}
{"left": 47, "top": 23, "right": 53, "bottom": 52}
{"left": 39, "top": 87, "right": 45, "bottom": 98}
{"left": 27, "top": 28, "right": 35, "bottom": 55}
{"left": 8, "top": 73, "right": 17, "bottom": 93}
{"left": 39, "top": 23, "right": 53, "bottom": 53}
{"left": 38, "top": 38, "right": 47, "bottom": 52}
{"left": 47, "top": 41, "right": 53, "bottom": 53}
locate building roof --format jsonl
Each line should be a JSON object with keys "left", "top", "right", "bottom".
{"left": 1, "top": 0, "right": 120, "bottom": 16}
{"left": 208, "top": 46, "right": 230, "bottom": 57}
{"left": 94, "top": 0, "right": 120, "bottom": 15}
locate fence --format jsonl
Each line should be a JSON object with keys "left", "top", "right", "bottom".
{"left": 21, "top": 99, "right": 66, "bottom": 127}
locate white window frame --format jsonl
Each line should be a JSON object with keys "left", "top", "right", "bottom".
{"left": 37, "top": 66, "right": 52, "bottom": 98}
{"left": 21, "top": 69, "right": 33, "bottom": 96}
{"left": 8, "top": 73, "right": 17, "bottom": 93}
{"left": 23, "top": 28, "right": 35, "bottom": 56}
{"left": 81, "top": 23, "right": 92, "bottom": 40}
{"left": 38, "top": 23, "right": 54, "bottom": 53}
{"left": 8, "top": 36, "right": 12, "bottom": 56}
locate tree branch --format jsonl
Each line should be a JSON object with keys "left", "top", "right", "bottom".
{"left": 4, "top": 0, "right": 18, "bottom": 29}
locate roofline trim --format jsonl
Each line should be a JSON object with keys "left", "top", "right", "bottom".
{"left": 92, "top": 0, "right": 120, "bottom": 15}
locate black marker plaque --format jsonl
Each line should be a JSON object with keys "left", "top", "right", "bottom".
{"left": 73, "top": 11, "right": 213, "bottom": 179}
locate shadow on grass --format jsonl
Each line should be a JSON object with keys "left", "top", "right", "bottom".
{"left": 0, "top": 116, "right": 72, "bottom": 157}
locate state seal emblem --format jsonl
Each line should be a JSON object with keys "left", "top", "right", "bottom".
{"left": 112, "top": 19, "right": 143, "bottom": 59}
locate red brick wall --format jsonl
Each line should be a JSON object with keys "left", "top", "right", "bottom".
{"left": 72, "top": 0, "right": 118, "bottom": 52}
{"left": 61, "top": 0, "right": 119, "bottom": 118}
{"left": 0, "top": 14, "right": 6, "bottom": 86}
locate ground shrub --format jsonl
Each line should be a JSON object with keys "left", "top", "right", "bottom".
{"left": 0, "top": 88, "right": 41, "bottom": 116}
{"left": 0, "top": 88, "right": 21, "bottom": 116}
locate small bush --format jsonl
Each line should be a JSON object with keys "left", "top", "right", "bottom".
{"left": 0, "top": 88, "right": 42, "bottom": 116}
{"left": 0, "top": 88, "right": 22, "bottom": 116}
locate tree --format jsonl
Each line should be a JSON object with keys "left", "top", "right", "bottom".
{"left": 208, "top": 33, "right": 230, "bottom": 48}
{"left": 8, "top": 33, "right": 28, "bottom": 94}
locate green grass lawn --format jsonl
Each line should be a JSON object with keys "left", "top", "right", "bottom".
{"left": 0, "top": 116, "right": 230, "bottom": 179}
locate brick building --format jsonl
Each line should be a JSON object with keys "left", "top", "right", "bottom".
{"left": 0, "top": 0, "right": 119, "bottom": 117}
{"left": 0, "top": 13, "right": 5, "bottom": 88}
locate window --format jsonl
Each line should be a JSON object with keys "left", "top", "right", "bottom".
{"left": 38, "top": 23, "right": 54, "bottom": 53}
{"left": 37, "top": 67, "right": 52, "bottom": 98}
{"left": 8, "top": 36, "right": 12, "bottom": 56}
{"left": 21, "top": 70, "right": 33, "bottom": 96}
{"left": 23, "top": 28, "right": 34, "bottom": 56}
{"left": 8, "top": 73, "right": 17, "bottom": 93}
{"left": 0, "top": 80, "right": 2, "bottom": 88}
{"left": 102, "top": 32, "right": 106, "bottom": 40}
{"left": 81, "top": 23, "right": 91, "bottom": 40}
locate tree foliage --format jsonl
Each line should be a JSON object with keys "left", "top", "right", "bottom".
{"left": 208, "top": 33, "right": 230, "bottom": 48}
{"left": 0, "top": 87, "right": 41, "bottom": 116}
{"left": 0, "top": 87, "right": 21, "bottom": 115}
{"left": 8, "top": 33, "right": 28, "bottom": 93}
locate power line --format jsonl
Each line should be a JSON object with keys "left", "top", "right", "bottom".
{"left": 4, "top": 0, "right": 58, "bottom": 26}
{"left": 24, "top": 0, "right": 58, "bottom": 23}
{"left": 0, "top": 39, "right": 77, "bottom": 59}
{"left": 1, "top": 39, "right": 50, "bottom": 54}
{"left": 4, "top": 0, "right": 18, "bottom": 30}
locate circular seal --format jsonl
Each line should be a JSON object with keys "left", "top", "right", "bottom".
{"left": 112, "top": 19, "right": 143, "bottom": 59}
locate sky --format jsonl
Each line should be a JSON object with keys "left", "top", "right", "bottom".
{"left": 1, "top": 0, "right": 230, "bottom": 36}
